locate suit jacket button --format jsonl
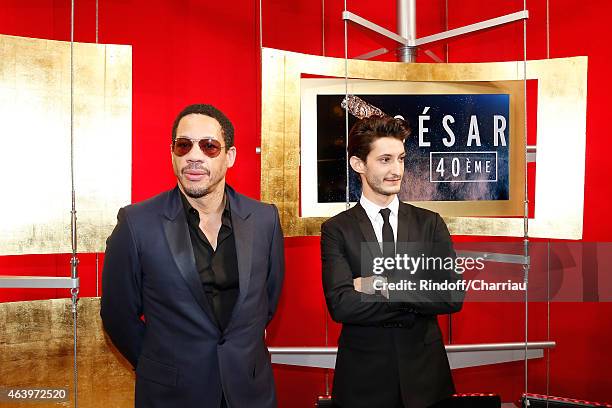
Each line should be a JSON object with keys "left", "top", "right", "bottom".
{"left": 218, "top": 338, "right": 226, "bottom": 345}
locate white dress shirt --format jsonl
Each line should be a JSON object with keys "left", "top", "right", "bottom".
{"left": 359, "top": 194, "right": 399, "bottom": 249}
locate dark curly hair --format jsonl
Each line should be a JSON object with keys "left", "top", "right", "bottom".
{"left": 171, "top": 104, "right": 235, "bottom": 147}
{"left": 348, "top": 115, "right": 411, "bottom": 162}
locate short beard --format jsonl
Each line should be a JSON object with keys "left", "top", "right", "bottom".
{"left": 366, "top": 175, "right": 400, "bottom": 196}
{"left": 182, "top": 184, "right": 210, "bottom": 199}
{"left": 176, "top": 162, "right": 215, "bottom": 199}
{"left": 178, "top": 174, "right": 223, "bottom": 199}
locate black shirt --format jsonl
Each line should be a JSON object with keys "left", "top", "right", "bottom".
{"left": 180, "top": 190, "right": 239, "bottom": 331}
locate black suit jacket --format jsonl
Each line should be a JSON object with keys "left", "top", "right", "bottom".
{"left": 100, "top": 185, "right": 284, "bottom": 408}
{"left": 321, "top": 201, "right": 463, "bottom": 408}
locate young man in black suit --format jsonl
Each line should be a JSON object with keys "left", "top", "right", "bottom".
{"left": 321, "top": 115, "right": 464, "bottom": 408}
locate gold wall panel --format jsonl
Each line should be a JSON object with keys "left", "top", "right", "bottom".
{"left": 0, "top": 298, "right": 134, "bottom": 407}
{"left": 0, "top": 34, "right": 132, "bottom": 255}
{"left": 260, "top": 48, "right": 587, "bottom": 239}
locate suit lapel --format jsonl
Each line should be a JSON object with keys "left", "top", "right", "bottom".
{"left": 223, "top": 185, "right": 253, "bottom": 332}
{"left": 351, "top": 203, "right": 383, "bottom": 259}
{"left": 161, "top": 187, "right": 218, "bottom": 326}
{"left": 397, "top": 201, "right": 417, "bottom": 257}
{"left": 397, "top": 202, "right": 412, "bottom": 244}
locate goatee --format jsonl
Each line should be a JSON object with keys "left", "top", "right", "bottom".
{"left": 182, "top": 184, "right": 210, "bottom": 199}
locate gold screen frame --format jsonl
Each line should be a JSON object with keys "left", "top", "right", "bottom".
{"left": 298, "top": 78, "right": 525, "bottom": 218}
{"left": 260, "top": 48, "right": 587, "bottom": 239}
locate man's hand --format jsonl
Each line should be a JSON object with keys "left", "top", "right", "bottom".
{"left": 353, "top": 276, "right": 363, "bottom": 293}
{"left": 353, "top": 276, "right": 389, "bottom": 299}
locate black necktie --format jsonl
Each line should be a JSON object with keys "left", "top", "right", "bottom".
{"left": 379, "top": 208, "right": 395, "bottom": 259}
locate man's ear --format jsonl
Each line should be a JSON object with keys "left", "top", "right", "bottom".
{"left": 349, "top": 156, "right": 365, "bottom": 174}
{"left": 226, "top": 146, "right": 237, "bottom": 168}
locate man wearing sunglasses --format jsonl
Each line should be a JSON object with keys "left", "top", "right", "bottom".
{"left": 101, "top": 104, "right": 285, "bottom": 408}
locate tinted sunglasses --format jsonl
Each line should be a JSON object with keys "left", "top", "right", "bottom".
{"left": 172, "top": 137, "right": 226, "bottom": 158}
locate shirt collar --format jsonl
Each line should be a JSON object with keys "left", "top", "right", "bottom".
{"left": 179, "top": 188, "right": 232, "bottom": 227}
{"left": 359, "top": 194, "right": 399, "bottom": 222}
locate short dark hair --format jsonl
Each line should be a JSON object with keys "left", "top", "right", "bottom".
{"left": 171, "top": 104, "right": 235, "bottom": 147}
{"left": 348, "top": 115, "right": 411, "bottom": 161}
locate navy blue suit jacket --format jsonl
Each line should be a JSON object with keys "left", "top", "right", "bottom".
{"left": 101, "top": 185, "right": 284, "bottom": 408}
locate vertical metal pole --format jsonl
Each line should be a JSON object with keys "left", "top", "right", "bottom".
{"left": 522, "top": 0, "right": 529, "bottom": 396}
{"left": 69, "top": 0, "right": 80, "bottom": 406}
{"left": 397, "top": 0, "right": 417, "bottom": 62}
{"left": 444, "top": 0, "right": 452, "bottom": 343}
{"left": 322, "top": 0, "right": 326, "bottom": 56}
{"left": 259, "top": 0, "right": 263, "bottom": 49}
{"left": 334, "top": 2, "right": 349, "bottom": 399}
{"left": 96, "top": 253, "right": 99, "bottom": 296}
{"left": 546, "top": 0, "right": 550, "bottom": 59}
{"left": 343, "top": 0, "right": 350, "bottom": 210}
{"left": 546, "top": 242, "right": 551, "bottom": 401}
{"left": 445, "top": 0, "right": 449, "bottom": 62}
{"left": 95, "top": 0, "right": 99, "bottom": 43}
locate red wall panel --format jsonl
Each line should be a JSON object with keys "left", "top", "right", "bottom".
{"left": 1, "top": 0, "right": 611, "bottom": 406}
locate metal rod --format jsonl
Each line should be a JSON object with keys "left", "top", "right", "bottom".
{"left": 445, "top": 0, "right": 451, "bottom": 345}
{"left": 259, "top": 0, "right": 263, "bottom": 49}
{"left": 546, "top": 242, "right": 551, "bottom": 400}
{"left": 70, "top": 4, "right": 77, "bottom": 282}
{"left": 343, "top": 0, "right": 350, "bottom": 211}
{"left": 546, "top": 0, "right": 550, "bottom": 59}
{"left": 70, "top": 0, "right": 79, "bottom": 406}
{"left": 95, "top": 0, "right": 99, "bottom": 43}
{"left": 415, "top": 10, "right": 529, "bottom": 47}
{"left": 342, "top": 11, "right": 409, "bottom": 45}
{"left": 343, "top": 9, "right": 529, "bottom": 54}
{"left": 456, "top": 250, "right": 529, "bottom": 265}
{"left": 423, "top": 49, "right": 443, "bottom": 63}
{"left": 324, "top": 313, "right": 329, "bottom": 395}
{"left": 354, "top": 47, "right": 388, "bottom": 60}
{"left": 397, "top": 0, "right": 415, "bottom": 41}
{"left": 522, "top": 0, "right": 530, "bottom": 395}
{"left": 0, "top": 276, "right": 80, "bottom": 289}
{"left": 96, "top": 253, "right": 99, "bottom": 296}
{"left": 338, "top": 0, "right": 349, "bottom": 396}
{"left": 397, "top": 0, "right": 417, "bottom": 62}
{"left": 527, "top": 145, "right": 537, "bottom": 162}
{"left": 72, "top": 294, "right": 78, "bottom": 408}
{"left": 445, "top": 0, "right": 449, "bottom": 62}
{"left": 269, "top": 342, "right": 556, "bottom": 354}
{"left": 322, "top": 0, "right": 325, "bottom": 56}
